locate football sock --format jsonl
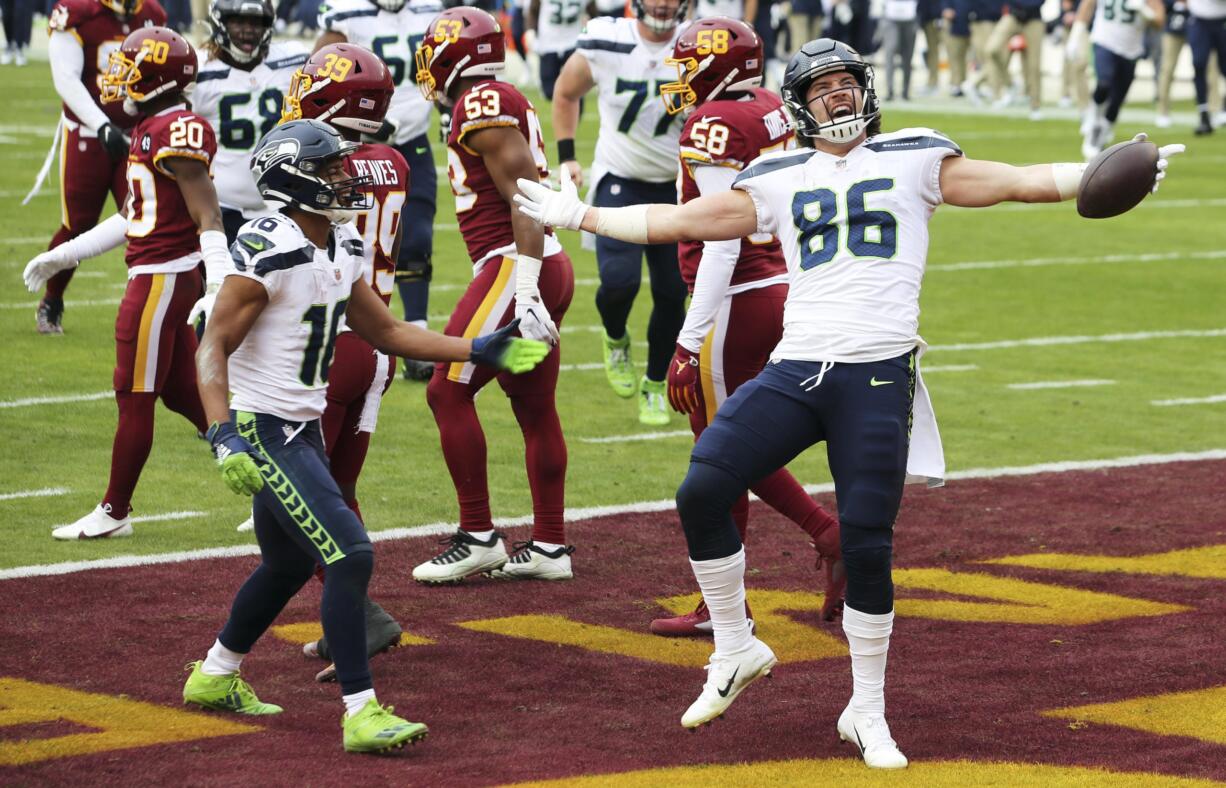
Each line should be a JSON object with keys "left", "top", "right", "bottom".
{"left": 533, "top": 540, "right": 564, "bottom": 552}
{"left": 690, "top": 548, "right": 753, "bottom": 656}
{"left": 645, "top": 291, "right": 685, "bottom": 382}
{"left": 201, "top": 639, "right": 245, "bottom": 676}
{"left": 102, "top": 392, "right": 157, "bottom": 516}
{"left": 321, "top": 550, "right": 374, "bottom": 696}
{"left": 509, "top": 392, "right": 567, "bottom": 545}
{"left": 465, "top": 529, "right": 496, "bottom": 542}
{"left": 343, "top": 689, "right": 376, "bottom": 718}
{"left": 843, "top": 605, "right": 894, "bottom": 715}
{"left": 427, "top": 377, "right": 495, "bottom": 531}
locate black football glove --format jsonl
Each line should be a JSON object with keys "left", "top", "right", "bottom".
{"left": 97, "top": 122, "right": 129, "bottom": 161}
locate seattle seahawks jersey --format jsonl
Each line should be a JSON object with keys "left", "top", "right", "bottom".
{"left": 194, "top": 42, "right": 309, "bottom": 214}
{"left": 317, "top": 0, "right": 441, "bottom": 144}
{"left": 1091, "top": 0, "right": 1148, "bottom": 58}
{"left": 1188, "top": 0, "right": 1226, "bottom": 18}
{"left": 732, "top": 127, "right": 962, "bottom": 363}
{"left": 575, "top": 17, "right": 689, "bottom": 183}
{"left": 536, "top": 0, "right": 584, "bottom": 53}
{"left": 695, "top": 0, "right": 743, "bottom": 18}
{"left": 226, "top": 213, "right": 366, "bottom": 423}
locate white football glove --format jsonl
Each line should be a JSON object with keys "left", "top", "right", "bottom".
{"left": 514, "top": 294, "right": 560, "bottom": 345}
{"left": 514, "top": 168, "right": 587, "bottom": 231}
{"left": 187, "top": 282, "right": 220, "bottom": 327}
{"left": 1066, "top": 20, "right": 1089, "bottom": 63}
{"left": 23, "top": 249, "right": 78, "bottom": 293}
{"left": 1134, "top": 132, "right": 1186, "bottom": 193}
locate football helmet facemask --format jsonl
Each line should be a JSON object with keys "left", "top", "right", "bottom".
{"left": 415, "top": 7, "right": 505, "bottom": 105}
{"left": 208, "top": 0, "right": 275, "bottom": 65}
{"left": 661, "top": 17, "right": 763, "bottom": 115}
{"left": 251, "top": 119, "right": 374, "bottom": 222}
{"left": 100, "top": 27, "right": 198, "bottom": 105}
{"left": 633, "top": 0, "right": 691, "bottom": 34}
{"left": 780, "top": 38, "right": 879, "bottom": 143}
{"left": 281, "top": 44, "right": 394, "bottom": 136}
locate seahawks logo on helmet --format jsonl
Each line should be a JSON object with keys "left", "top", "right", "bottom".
{"left": 252, "top": 137, "right": 301, "bottom": 179}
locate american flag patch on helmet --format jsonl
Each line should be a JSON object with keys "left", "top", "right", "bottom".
{"left": 477, "top": 43, "right": 492, "bottom": 53}
{"left": 359, "top": 98, "right": 375, "bottom": 109}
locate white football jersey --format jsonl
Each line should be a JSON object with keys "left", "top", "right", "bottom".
{"left": 536, "top": 0, "right": 585, "bottom": 53}
{"left": 1090, "top": 0, "right": 1147, "bottom": 59}
{"left": 226, "top": 213, "right": 367, "bottom": 423}
{"left": 695, "top": 0, "right": 743, "bottom": 19}
{"left": 733, "top": 127, "right": 962, "bottom": 363}
{"left": 194, "top": 42, "right": 309, "bottom": 213}
{"left": 576, "top": 17, "right": 689, "bottom": 183}
{"left": 1188, "top": 0, "right": 1226, "bottom": 18}
{"left": 317, "top": 0, "right": 441, "bottom": 144}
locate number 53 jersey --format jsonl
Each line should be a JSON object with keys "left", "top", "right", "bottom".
{"left": 226, "top": 214, "right": 367, "bottom": 423}
{"left": 732, "top": 127, "right": 963, "bottom": 364}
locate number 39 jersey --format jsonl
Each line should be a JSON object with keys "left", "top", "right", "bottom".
{"left": 733, "top": 127, "right": 962, "bottom": 363}
{"left": 124, "top": 107, "right": 218, "bottom": 272}
{"left": 347, "top": 142, "right": 410, "bottom": 306}
{"left": 678, "top": 87, "right": 793, "bottom": 291}
{"left": 227, "top": 214, "right": 366, "bottom": 423}
{"left": 193, "top": 42, "right": 309, "bottom": 214}
{"left": 447, "top": 80, "right": 560, "bottom": 264}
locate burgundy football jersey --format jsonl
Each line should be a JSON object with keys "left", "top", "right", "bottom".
{"left": 47, "top": 0, "right": 167, "bottom": 130}
{"left": 124, "top": 108, "right": 216, "bottom": 268}
{"left": 348, "top": 143, "right": 409, "bottom": 307}
{"left": 678, "top": 87, "right": 793, "bottom": 291}
{"left": 446, "top": 80, "right": 550, "bottom": 263}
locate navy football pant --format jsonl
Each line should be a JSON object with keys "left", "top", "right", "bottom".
{"left": 676, "top": 354, "right": 915, "bottom": 615}
{"left": 1092, "top": 44, "right": 1138, "bottom": 123}
{"left": 1189, "top": 14, "right": 1226, "bottom": 109}
{"left": 394, "top": 133, "right": 437, "bottom": 325}
{"left": 217, "top": 411, "right": 375, "bottom": 695}
{"left": 593, "top": 174, "right": 686, "bottom": 382}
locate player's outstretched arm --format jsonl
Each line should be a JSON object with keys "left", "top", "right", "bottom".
{"left": 22, "top": 212, "right": 128, "bottom": 292}
{"left": 515, "top": 171, "right": 759, "bottom": 243}
{"left": 551, "top": 52, "right": 595, "bottom": 188}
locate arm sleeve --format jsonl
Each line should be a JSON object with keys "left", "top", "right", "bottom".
{"left": 677, "top": 165, "right": 742, "bottom": 353}
{"left": 49, "top": 31, "right": 110, "bottom": 132}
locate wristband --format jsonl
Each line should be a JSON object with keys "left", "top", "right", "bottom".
{"left": 557, "top": 138, "right": 576, "bottom": 163}
{"left": 199, "top": 229, "right": 231, "bottom": 286}
{"left": 515, "top": 254, "right": 543, "bottom": 300}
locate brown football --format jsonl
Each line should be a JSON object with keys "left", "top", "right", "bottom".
{"left": 1076, "top": 139, "right": 1159, "bottom": 219}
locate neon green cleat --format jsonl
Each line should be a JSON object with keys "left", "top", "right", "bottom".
{"left": 343, "top": 699, "right": 429, "bottom": 753}
{"left": 638, "top": 376, "right": 670, "bottom": 426}
{"left": 602, "top": 330, "right": 638, "bottom": 398}
{"left": 182, "top": 661, "right": 283, "bottom": 715}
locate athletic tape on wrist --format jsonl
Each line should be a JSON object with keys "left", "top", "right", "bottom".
{"left": 594, "top": 205, "right": 651, "bottom": 245}
{"left": 1051, "top": 162, "right": 1088, "bottom": 202}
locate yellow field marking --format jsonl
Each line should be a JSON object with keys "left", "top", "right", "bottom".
{"left": 270, "top": 621, "right": 434, "bottom": 648}
{"left": 0, "top": 677, "right": 259, "bottom": 766}
{"left": 980, "top": 544, "right": 1226, "bottom": 579}
{"left": 892, "top": 569, "right": 1189, "bottom": 624}
{"left": 457, "top": 615, "right": 715, "bottom": 668}
{"left": 1043, "top": 685, "right": 1226, "bottom": 746}
{"left": 505, "top": 757, "right": 1224, "bottom": 787}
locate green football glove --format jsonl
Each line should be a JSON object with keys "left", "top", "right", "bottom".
{"left": 470, "top": 319, "right": 551, "bottom": 373}
{"left": 206, "top": 421, "right": 267, "bottom": 496}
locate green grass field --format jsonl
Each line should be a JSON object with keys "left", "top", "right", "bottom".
{"left": 1, "top": 62, "right": 1223, "bottom": 570}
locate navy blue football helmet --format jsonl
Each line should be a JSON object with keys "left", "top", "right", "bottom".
{"left": 251, "top": 119, "right": 372, "bottom": 220}
{"left": 208, "top": 0, "right": 274, "bottom": 65}
{"left": 781, "top": 38, "right": 880, "bottom": 144}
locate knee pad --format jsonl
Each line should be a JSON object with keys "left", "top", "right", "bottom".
{"left": 395, "top": 257, "right": 432, "bottom": 283}
{"left": 840, "top": 521, "right": 894, "bottom": 615}
{"left": 676, "top": 461, "right": 746, "bottom": 561}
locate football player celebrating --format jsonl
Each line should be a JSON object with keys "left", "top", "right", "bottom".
{"left": 649, "top": 18, "right": 845, "bottom": 638}
{"left": 411, "top": 7, "right": 576, "bottom": 583}
{"left": 23, "top": 27, "right": 221, "bottom": 540}
{"left": 276, "top": 42, "right": 410, "bottom": 680}
{"left": 552, "top": 0, "right": 692, "bottom": 425}
{"left": 185, "top": 119, "right": 549, "bottom": 751}
{"left": 1068, "top": 0, "right": 1165, "bottom": 157}
{"left": 517, "top": 38, "right": 1184, "bottom": 767}
{"left": 37, "top": 0, "right": 167, "bottom": 333}
{"left": 316, "top": 0, "right": 442, "bottom": 381}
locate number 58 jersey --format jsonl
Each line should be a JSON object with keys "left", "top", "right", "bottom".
{"left": 226, "top": 214, "right": 367, "bottom": 423}
{"left": 732, "top": 127, "right": 962, "bottom": 364}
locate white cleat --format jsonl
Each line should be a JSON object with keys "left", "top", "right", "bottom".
{"left": 838, "top": 705, "right": 909, "bottom": 769}
{"left": 680, "top": 638, "right": 777, "bottom": 729}
{"left": 236, "top": 516, "right": 254, "bottom": 533}
{"left": 1155, "top": 114, "right": 1172, "bottom": 129}
{"left": 412, "top": 529, "right": 508, "bottom": 583}
{"left": 51, "top": 505, "right": 133, "bottom": 540}
{"left": 487, "top": 541, "right": 575, "bottom": 580}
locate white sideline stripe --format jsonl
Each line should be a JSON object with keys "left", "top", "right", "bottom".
{"left": 0, "top": 298, "right": 121, "bottom": 311}
{"left": 933, "top": 328, "right": 1226, "bottom": 352}
{"left": 579, "top": 430, "right": 693, "bottom": 444}
{"left": 4, "top": 448, "right": 1225, "bottom": 581}
{"left": 929, "top": 249, "right": 1226, "bottom": 272}
{"left": 919, "top": 364, "right": 978, "bottom": 373}
{"left": 0, "top": 487, "right": 69, "bottom": 502}
{"left": 1007, "top": 379, "right": 1116, "bottom": 390}
{"left": 560, "top": 362, "right": 606, "bottom": 372}
{"left": 1152, "top": 393, "right": 1226, "bottom": 406}
{"left": 0, "top": 391, "right": 112, "bottom": 409}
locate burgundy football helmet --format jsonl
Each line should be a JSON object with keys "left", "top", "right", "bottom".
{"left": 100, "top": 26, "right": 197, "bottom": 105}
{"left": 415, "top": 7, "right": 505, "bottom": 104}
{"left": 281, "top": 43, "right": 394, "bottom": 136}
{"left": 661, "top": 17, "right": 764, "bottom": 115}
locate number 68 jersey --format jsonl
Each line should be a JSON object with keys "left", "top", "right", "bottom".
{"left": 226, "top": 214, "right": 367, "bottom": 423}
{"left": 125, "top": 107, "right": 218, "bottom": 272}
{"left": 731, "top": 127, "right": 962, "bottom": 364}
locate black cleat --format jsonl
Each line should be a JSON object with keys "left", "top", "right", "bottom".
{"left": 401, "top": 358, "right": 434, "bottom": 382}
{"left": 306, "top": 596, "right": 403, "bottom": 682}
{"left": 36, "top": 297, "right": 64, "bottom": 335}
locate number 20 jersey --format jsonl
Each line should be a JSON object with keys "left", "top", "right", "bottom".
{"left": 732, "top": 127, "right": 962, "bottom": 364}
{"left": 226, "top": 214, "right": 366, "bottom": 423}
{"left": 193, "top": 42, "right": 309, "bottom": 214}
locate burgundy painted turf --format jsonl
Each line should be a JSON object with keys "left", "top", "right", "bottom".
{"left": 3, "top": 460, "right": 1225, "bottom": 785}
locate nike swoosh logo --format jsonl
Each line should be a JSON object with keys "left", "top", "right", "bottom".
{"left": 854, "top": 723, "right": 866, "bottom": 754}
{"left": 717, "top": 667, "right": 739, "bottom": 697}
{"left": 415, "top": 147, "right": 428, "bottom": 155}
{"left": 870, "top": 377, "right": 894, "bottom": 387}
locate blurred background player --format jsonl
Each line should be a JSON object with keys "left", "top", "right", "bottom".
{"left": 412, "top": 7, "right": 575, "bottom": 583}
{"left": 879, "top": 0, "right": 919, "bottom": 102}
{"left": 960, "top": 0, "right": 1002, "bottom": 103}
{"left": 526, "top": 0, "right": 584, "bottom": 100}
{"left": 1156, "top": 0, "right": 1219, "bottom": 127}
{"left": 942, "top": 0, "right": 970, "bottom": 96}
{"left": 185, "top": 118, "right": 548, "bottom": 751}
{"left": 1069, "top": 0, "right": 1164, "bottom": 157}
{"left": 1187, "top": 0, "right": 1226, "bottom": 133}
{"left": 551, "top": 0, "right": 692, "bottom": 426}
{"left": 316, "top": 0, "right": 443, "bottom": 380}
{"left": 650, "top": 18, "right": 843, "bottom": 637}
{"left": 985, "top": 0, "right": 1045, "bottom": 119}
{"left": 23, "top": 26, "right": 220, "bottom": 540}
{"left": 36, "top": 0, "right": 167, "bottom": 334}
{"left": 276, "top": 42, "right": 409, "bottom": 680}
{"left": 1, "top": 0, "right": 34, "bottom": 65}
{"left": 918, "top": 0, "right": 944, "bottom": 96}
